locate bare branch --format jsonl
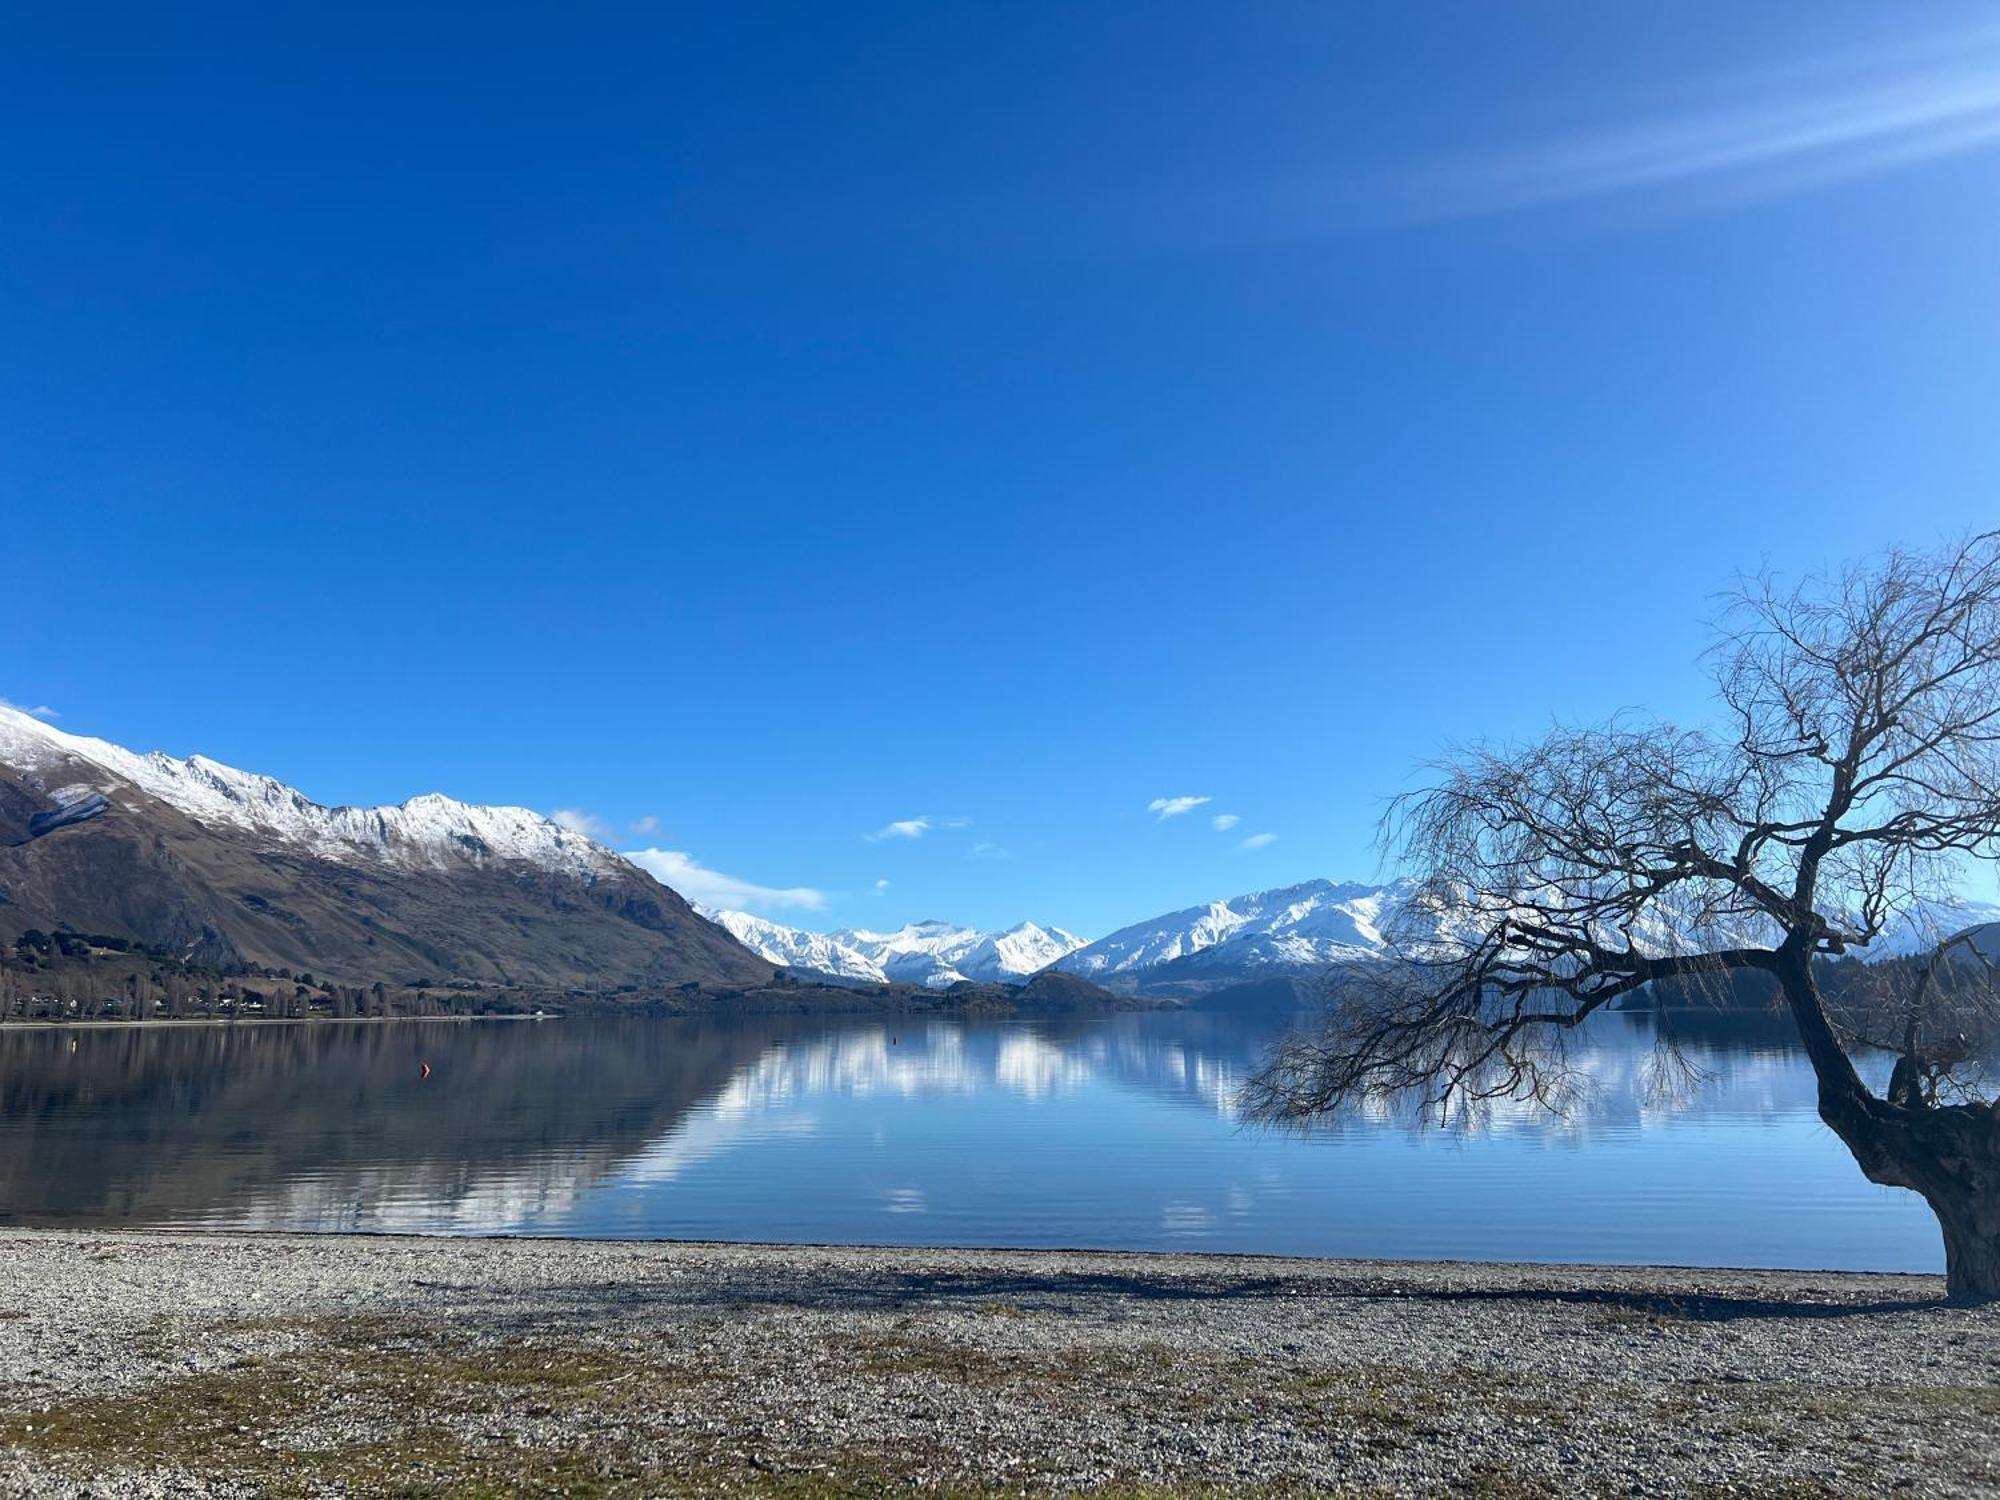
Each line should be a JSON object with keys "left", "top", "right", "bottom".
{"left": 1247, "top": 531, "right": 2000, "bottom": 1130}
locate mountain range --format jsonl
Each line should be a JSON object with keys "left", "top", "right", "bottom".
{"left": 0, "top": 703, "right": 772, "bottom": 992}
{"left": 6, "top": 703, "right": 1995, "bottom": 1004}
{"left": 704, "top": 911, "right": 1088, "bottom": 988}
{"left": 720, "top": 877, "right": 2000, "bottom": 998}
{"left": 709, "top": 880, "right": 1440, "bottom": 997}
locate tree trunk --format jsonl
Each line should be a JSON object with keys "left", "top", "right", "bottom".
{"left": 1823, "top": 1087, "right": 2000, "bottom": 1300}
{"left": 1777, "top": 949, "right": 2000, "bottom": 1301}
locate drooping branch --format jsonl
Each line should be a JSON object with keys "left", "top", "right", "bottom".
{"left": 1248, "top": 531, "right": 2000, "bottom": 1130}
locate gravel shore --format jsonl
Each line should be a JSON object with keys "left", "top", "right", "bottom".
{"left": 0, "top": 1229, "right": 1994, "bottom": 1498}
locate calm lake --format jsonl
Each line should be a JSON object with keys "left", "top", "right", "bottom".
{"left": 0, "top": 1009, "right": 1945, "bottom": 1272}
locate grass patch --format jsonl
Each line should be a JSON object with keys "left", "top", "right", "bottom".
{"left": 1, "top": 1311, "right": 1965, "bottom": 1499}
{"left": 1902, "top": 1384, "right": 2000, "bottom": 1416}
{"left": 0, "top": 1318, "right": 706, "bottom": 1495}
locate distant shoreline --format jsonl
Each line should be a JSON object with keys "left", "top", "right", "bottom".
{"left": 0, "top": 1228, "right": 1989, "bottom": 1497}
{"left": 0, "top": 994, "right": 1175, "bottom": 1031}
{"left": 0, "top": 1012, "right": 551, "bottom": 1031}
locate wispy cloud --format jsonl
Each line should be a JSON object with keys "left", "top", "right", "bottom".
{"left": 549, "top": 808, "right": 610, "bottom": 839}
{"left": 873, "top": 878, "right": 891, "bottom": 895}
{"left": 1148, "top": 795, "right": 1211, "bottom": 821}
{"left": 629, "top": 814, "right": 659, "bottom": 835}
{"left": 970, "top": 840, "right": 1010, "bottom": 860}
{"left": 1398, "top": 30, "right": 2000, "bottom": 225}
{"left": 0, "top": 698, "right": 59, "bottom": 720}
{"left": 623, "top": 848, "right": 827, "bottom": 913}
{"left": 1237, "top": 832, "right": 1278, "bottom": 852}
{"left": 865, "top": 815, "right": 970, "bottom": 843}
{"left": 1210, "top": 812, "right": 1241, "bottom": 832}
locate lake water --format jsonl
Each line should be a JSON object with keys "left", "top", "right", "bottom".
{"left": 0, "top": 1009, "right": 1945, "bottom": 1272}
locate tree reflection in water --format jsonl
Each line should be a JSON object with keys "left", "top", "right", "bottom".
{"left": 0, "top": 1009, "right": 1946, "bottom": 1270}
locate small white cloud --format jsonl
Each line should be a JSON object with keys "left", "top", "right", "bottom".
{"left": 1237, "top": 832, "right": 1278, "bottom": 851}
{"left": 1148, "top": 795, "right": 1211, "bottom": 821}
{"left": 0, "top": 698, "right": 59, "bottom": 720}
{"left": 969, "top": 841, "right": 1010, "bottom": 860}
{"left": 1210, "top": 813, "right": 1241, "bottom": 832}
{"left": 624, "top": 848, "right": 828, "bottom": 913}
{"left": 873, "top": 878, "right": 891, "bottom": 895}
{"left": 865, "top": 815, "right": 970, "bottom": 843}
{"left": 629, "top": 814, "right": 660, "bottom": 835}
{"left": 550, "top": 808, "right": 610, "bottom": 839}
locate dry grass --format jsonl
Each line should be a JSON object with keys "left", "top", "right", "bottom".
{"left": 0, "top": 1310, "right": 1985, "bottom": 1498}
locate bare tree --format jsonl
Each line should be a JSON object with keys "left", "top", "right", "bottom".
{"left": 1246, "top": 532, "right": 2000, "bottom": 1299}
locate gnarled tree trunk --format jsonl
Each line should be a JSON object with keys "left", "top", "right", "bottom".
{"left": 1779, "top": 951, "right": 2000, "bottom": 1301}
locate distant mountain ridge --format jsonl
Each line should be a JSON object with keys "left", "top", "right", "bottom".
{"left": 1055, "top": 878, "right": 1427, "bottom": 982}
{"left": 9, "top": 702, "right": 1993, "bottom": 1003}
{"left": 704, "top": 910, "right": 1088, "bottom": 988}
{"left": 715, "top": 871, "right": 2000, "bottom": 997}
{"left": 1056, "top": 876, "right": 2000, "bottom": 994}
{"left": 0, "top": 704, "right": 772, "bottom": 991}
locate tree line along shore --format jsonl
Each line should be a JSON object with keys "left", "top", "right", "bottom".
{"left": 0, "top": 928, "right": 1144, "bottom": 1025}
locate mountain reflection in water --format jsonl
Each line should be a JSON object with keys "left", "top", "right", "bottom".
{"left": 0, "top": 1010, "right": 1945, "bottom": 1272}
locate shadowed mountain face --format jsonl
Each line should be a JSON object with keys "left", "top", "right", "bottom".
{"left": 0, "top": 707, "right": 773, "bottom": 991}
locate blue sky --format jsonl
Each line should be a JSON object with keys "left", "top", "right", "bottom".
{"left": 4, "top": 2, "right": 1998, "bottom": 936}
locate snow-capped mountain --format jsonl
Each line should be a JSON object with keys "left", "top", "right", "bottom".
{"left": 0, "top": 702, "right": 770, "bottom": 990}
{"left": 956, "top": 921, "right": 1093, "bottom": 984}
{"left": 700, "top": 910, "right": 885, "bottom": 984}
{"left": 1878, "top": 900, "right": 2000, "bottom": 959}
{"left": 1054, "top": 876, "right": 2000, "bottom": 993}
{"left": 1054, "top": 879, "right": 1430, "bottom": 984}
{"left": 838, "top": 919, "right": 990, "bottom": 988}
{"left": 705, "top": 911, "right": 1088, "bottom": 988}
{"left": 0, "top": 703, "right": 623, "bottom": 879}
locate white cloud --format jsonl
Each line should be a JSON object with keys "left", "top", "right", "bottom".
{"left": 873, "top": 878, "right": 891, "bottom": 895}
{"left": 549, "top": 808, "right": 610, "bottom": 839}
{"left": 629, "top": 814, "right": 660, "bottom": 835}
{"left": 1148, "top": 795, "right": 1211, "bottom": 821}
{"left": 0, "top": 698, "right": 59, "bottom": 720}
{"left": 1146, "top": 26, "right": 2000, "bottom": 251}
{"left": 1398, "top": 30, "right": 2000, "bottom": 226}
{"left": 1210, "top": 813, "right": 1241, "bottom": 832}
{"left": 1237, "top": 832, "right": 1278, "bottom": 851}
{"left": 865, "top": 815, "right": 970, "bottom": 843}
{"left": 970, "top": 841, "right": 1010, "bottom": 860}
{"left": 623, "top": 848, "right": 828, "bottom": 913}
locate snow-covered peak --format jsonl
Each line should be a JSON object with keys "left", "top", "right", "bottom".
{"left": 1057, "top": 878, "right": 1415, "bottom": 977}
{"left": 956, "top": 921, "right": 1091, "bottom": 984}
{"left": 699, "top": 909, "right": 885, "bottom": 983}
{"left": 1057, "top": 876, "right": 2000, "bottom": 983}
{"left": 705, "top": 911, "right": 1090, "bottom": 987}
{"left": 1875, "top": 901, "right": 2000, "bottom": 959}
{"left": 0, "top": 701, "right": 626, "bottom": 879}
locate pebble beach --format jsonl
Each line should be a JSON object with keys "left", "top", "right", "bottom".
{"left": 1, "top": 1229, "right": 1995, "bottom": 1497}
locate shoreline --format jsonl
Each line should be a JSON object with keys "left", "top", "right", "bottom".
{"left": 1, "top": 1229, "right": 1993, "bottom": 1497}
{"left": 0, "top": 1221, "right": 1945, "bottom": 1282}
{"left": 0, "top": 1012, "right": 551, "bottom": 1031}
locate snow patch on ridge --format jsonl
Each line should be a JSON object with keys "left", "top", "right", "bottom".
{"left": 0, "top": 701, "right": 626, "bottom": 879}
{"left": 705, "top": 910, "right": 1089, "bottom": 987}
